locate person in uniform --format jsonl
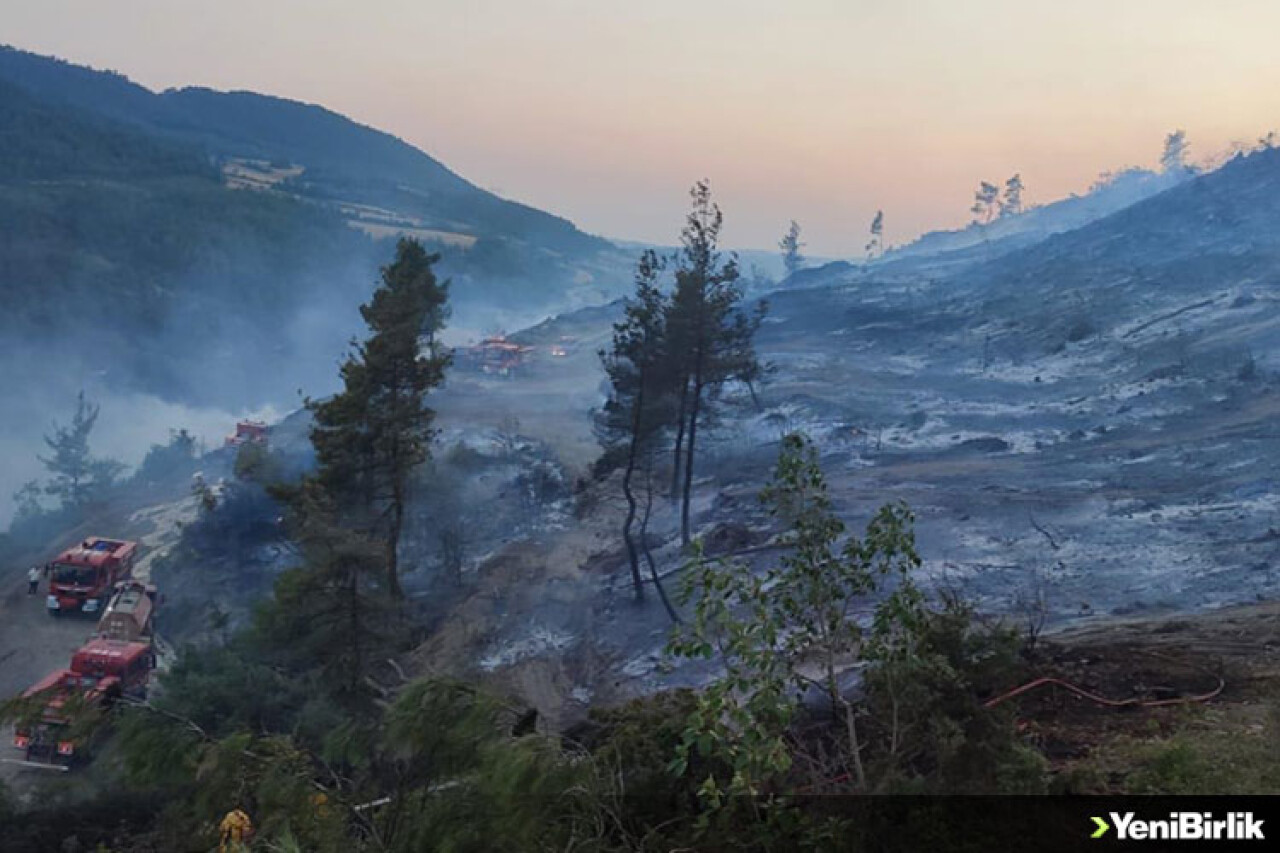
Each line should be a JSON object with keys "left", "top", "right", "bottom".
{"left": 219, "top": 808, "right": 254, "bottom": 852}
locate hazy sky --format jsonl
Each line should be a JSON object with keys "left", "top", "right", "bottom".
{"left": 5, "top": 0, "right": 1280, "bottom": 254}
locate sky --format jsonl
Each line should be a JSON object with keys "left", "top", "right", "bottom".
{"left": 4, "top": 0, "right": 1280, "bottom": 255}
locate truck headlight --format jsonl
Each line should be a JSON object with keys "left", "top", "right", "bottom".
{"left": 84, "top": 599, "right": 100, "bottom": 612}
{"left": 46, "top": 596, "right": 59, "bottom": 610}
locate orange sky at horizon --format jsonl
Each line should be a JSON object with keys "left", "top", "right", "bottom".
{"left": 5, "top": 0, "right": 1279, "bottom": 255}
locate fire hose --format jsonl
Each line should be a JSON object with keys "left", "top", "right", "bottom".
{"left": 797, "top": 659, "right": 1225, "bottom": 793}
{"left": 983, "top": 669, "right": 1225, "bottom": 710}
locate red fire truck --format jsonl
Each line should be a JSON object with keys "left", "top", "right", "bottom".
{"left": 10, "top": 637, "right": 154, "bottom": 769}
{"left": 224, "top": 419, "right": 269, "bottom": 448}
{"left": 46, "top": 537, "right": 138, "bottom": 616}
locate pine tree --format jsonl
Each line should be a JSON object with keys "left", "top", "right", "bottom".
{"left": 970, "top": 181, "right": 1000, "bottom": 225}
{"left": 666, "top": 181, "right": 765, "bottom": 545}
{"left": 597, "top": 249, "right": 678, "bottom": 619}
{"left": 778, "top": 220, "right": 805, "bottom": 278}
{"left": 39, "top": 390, "right": 123, "bottom": 509}
{"left": 999, "top": 174, "right": 1024, "bottom": 218}
{"left": 263, "top": 479, "right": 390, "bottom": 702}
{"left": 866, "top": 210, "right": 884, "bottom": 259}
{"left": 309, "top": 238, "right": 450, "bottom": 599}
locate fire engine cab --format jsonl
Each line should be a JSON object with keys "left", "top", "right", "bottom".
{"left": 47, "top": 537, "right": 138, "bottom": 615}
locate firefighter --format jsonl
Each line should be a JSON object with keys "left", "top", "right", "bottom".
{"left": 219, "top": 808, "right": 254, "bottom": 852}
{"left": 27, "top": 566, "right": 40, "bottom": 595}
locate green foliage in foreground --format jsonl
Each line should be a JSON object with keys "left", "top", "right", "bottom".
{"left": 11, "top": 434, "right": 1048, "bottom": 852}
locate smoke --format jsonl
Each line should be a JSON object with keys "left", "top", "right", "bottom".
{"left": 0, "top": 234, "right": 631, "bottom": 527}
{"left": 0, "top": 248, "right": 376, "bottom": 525}
{"left": 0, "top": 335, "right": 286, "bottom": 523}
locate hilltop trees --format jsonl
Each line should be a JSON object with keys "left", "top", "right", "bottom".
{"left": 999, "top": 174, "right": 1024, "bottom": 217}
{"left": 779, "top": 219, "right": 805, "bottom": 278}
{"left": 970, "top": 181, "right": 1000, "bottom": 225}
{"left": 971, "top": 174, "right": 1027, "bottom": 233}
{"left": 667, "top": 181, "right": 765, "bottom": 545}
{"left": 308, "top": 238, "right": 451, "bottom": 599}
{"left": 39, "top": 391, "right": 124, "bottom": 509}
{"left": 597, "top": 250, "right": 678, "bottom": 619}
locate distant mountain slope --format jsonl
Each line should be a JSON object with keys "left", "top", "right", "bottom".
{"left": 0, "top": 46, "right": 605, "bottom": 254}
{"left": 969, "top": 147, "right": 1280, "bottom": 297}
{"left": 0, "top": 76, "right": 381, "bottom": 404}
{"left": 886, "top": 168, "right": 1186, "bottom": 267}
{"left": 0, "top": 46, "right": 639, "bottom": 413}
{"left": 789, "top": 164, "right": 1192, "bottom": 291}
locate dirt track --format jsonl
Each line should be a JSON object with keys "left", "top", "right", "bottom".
{"left": 0, "top": 493, "right": 197, "bottom": 791}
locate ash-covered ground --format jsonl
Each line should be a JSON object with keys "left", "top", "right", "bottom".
{"left": 413, "top": 151, "right": 1280, "bottom": 722}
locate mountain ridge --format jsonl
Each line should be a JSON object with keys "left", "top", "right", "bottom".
{"left": 0, "top": 45, "right": 609, "bottom": 254}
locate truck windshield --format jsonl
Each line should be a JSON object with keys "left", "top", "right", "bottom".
{"left": 52, "top": 564, "right": 96, "bottom": 586}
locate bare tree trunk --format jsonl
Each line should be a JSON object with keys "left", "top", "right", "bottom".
{"left": 669, "top": 377, "right": 689, "bottom": 501}
{"left": 827, "top": 656, "right": 865, "bottom": 789}
{"left": 386, "top": 476, "right": 405, "bottom": 600}
{"left": 620, "top": 453, "right": 645, "bottom": 602}
{"left": 347, "top": 561, "right": 363, "bottom": 695}
{"left": 680, "top": 379, "right": 703, "bottom": 547}
{"left": 842, "top": 699, "right": 866, "bottom": 790}
{"left": 640, "top": 456, "right": 678, "bottom": 623}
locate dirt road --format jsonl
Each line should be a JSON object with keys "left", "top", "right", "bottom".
{"left": 0, "top": 492, "right": 198, "bottom": 792}
{"left": 0, "top": 566, "right": 104, "bottom": 790}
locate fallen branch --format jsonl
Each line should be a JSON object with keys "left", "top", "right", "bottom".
{"left": 1028, "top": 514, "right": 1060, "bottom": 551}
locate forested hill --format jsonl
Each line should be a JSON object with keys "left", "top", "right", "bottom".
{"left": 0, "top": 46, "right": 631, "bottom": 409}
{"left": 0, "top": 46, "right": 604, "bottom": 253}
{"left": 0, "top": 74, "right": 379, "bottom": 405}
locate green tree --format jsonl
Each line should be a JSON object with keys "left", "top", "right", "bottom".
{"left": 762, "top": 434, "right": 922, "bottom": 789}
{"left": 39, "top": 390, "right": 123, "bottom": 509}
{"left": 262, "top": 480, "right": 391, "bottom": 705}
{"left": 667, "top": 545, "right": 794, "bottom": 804}
{"left": 597, "top": 249, "right": 678, "bottom": 618}
{"left": 309, "top": 238, "right": 450, "bottom": 599}
{"left": 666, "top": 181, "right": 765, "bottom": 545}
{"left": 374, "top": 679, "right": 616, "bottom": 852}
{"left": 669, "top": 434, "right": 925, "bottom": 796}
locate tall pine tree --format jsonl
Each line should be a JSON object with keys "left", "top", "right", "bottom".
{"left": 597, "top": 250, "right": 678, "bottom": 619}
{"left": 666, "top": 181, "right": 765, "bottom": 546}
{"left": 309, "top": 238, "right": 450, "bottom": 599}
{"left": 263, "top": 479, "right": 390, "bottom": 702}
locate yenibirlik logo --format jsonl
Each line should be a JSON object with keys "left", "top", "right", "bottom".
{"left": 1091, "top": 812, "right": 1265, "bottom": 841}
